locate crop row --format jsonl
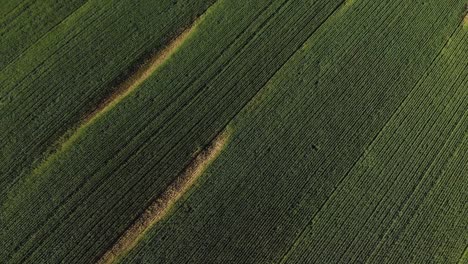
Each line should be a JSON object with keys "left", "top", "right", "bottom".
{"left": 0, "top": 0, "right": 87, "bottom": 69}
{"left": 285, "top": 26, "right": 468, "bottom": 263}
{"left": 0, "top": 0, "right": 216, "bottom": 193}
{"left": 365, "top": 29, "right": 467, "bottom": 263}
{"left": 122, "top": 0, "right": 467, "bottom": 263}
{"left": 1, "top": 0, "right": 347, "bottom": 262}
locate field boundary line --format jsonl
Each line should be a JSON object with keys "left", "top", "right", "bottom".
{"left": 96, "top": 130, "right": 230, "bottom": 264}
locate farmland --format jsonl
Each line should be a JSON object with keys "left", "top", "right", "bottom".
{"left": 1, "top": 0, "right": 467, "bottom": 263}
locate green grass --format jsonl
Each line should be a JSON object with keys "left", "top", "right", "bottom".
{"left": 1, "top": 0, "right": 466, "bottom": 263}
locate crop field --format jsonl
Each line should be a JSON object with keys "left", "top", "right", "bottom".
{"left": 0, "top": 0, "right": 467, "bottom": 263}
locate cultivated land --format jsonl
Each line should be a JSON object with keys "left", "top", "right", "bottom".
{"left": 0, "top": 0, "right": 216, "bottom": 193}
{"left": 1, "top": 0, "right": 467, "bottom": 263}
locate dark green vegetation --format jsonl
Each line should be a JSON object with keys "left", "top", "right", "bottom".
{"left": 0, "top": 0, "right": 216, "bottom": 192}
{"left": 1, "top": 0, "right": 467, "bottom": 263}
{"left": 0, "top": 0, "right": 88, "bottom": 69}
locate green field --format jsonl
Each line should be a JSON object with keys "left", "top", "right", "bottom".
{"left": 1, "top": 0, "right": 467, "bottom": 263}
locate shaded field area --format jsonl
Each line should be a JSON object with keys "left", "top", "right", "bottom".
{"left": 1, "top": 0, "right": 467, "bottom": 263}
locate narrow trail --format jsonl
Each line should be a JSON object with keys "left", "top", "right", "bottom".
{"left": 97, "top": 130, "right": 230, "bottom": 264}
